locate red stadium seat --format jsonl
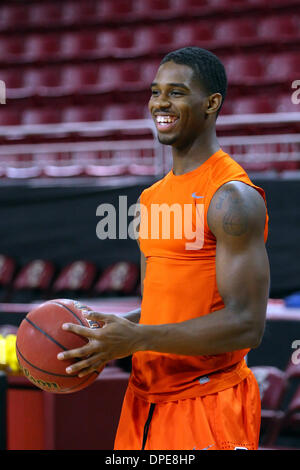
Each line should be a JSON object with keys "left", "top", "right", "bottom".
{"left": 0, "top": 5, "right": 30, "bottom": 30}
{"left": 0, "top": 255, "right": 17, "bottom": 302}
{"left": 115, "top": 62, "right": 150, "bottom": 91}
{"left": 108, "top": 28, "right": 146, "bottom": 58}
{"left": 0, "top": 255, "right": 16, "bottom": 287}
{"left": 22, "top": 108, "right": 62, "bottom": 125}
{"left": 214, "top": 18, "right": 258, "bottom": 46}
{"left": 257, "top": 15, "right": 300, "bottom": 42}
{"left": 0, "top": 70, "right": 28, "bottom": 99}
{"left": 25, "top": 34, "right": 63, "bottom": 61}
{"left": 62, "top": 0, "right": 100, "bottom": 24}
{"left": 51, "top": 261, "right": 98, "bottom": 298}
{"left": 62, "top": 106, "right": 102, "bottom": 123}
{"left": 140, "top": 59, "right": 162, "bottom": 88}
{"left": 60, "top": 64, "right": 100, "bottom": 94}
{"left": 5, "top": 164, "right": 42, "bottom": 179}
{"left": 182, "top": 0, "right": 210, "bottom": 14}
{"left": 209, "top": 0, "right": 250, "bottom": 9}
{"left": 98, "top": 0, "right": 139, "bottom": 22}
{"left": 29, "top": 3, "right": 65, "bottom": 27}
{"left": 0, "top": 37, "right": 25, "bottom": 62}
{"left": 12, "top": 259, "right": 55, "bottom": 302}
{"left": 136, "top": 0, "right": 183, "bottom": 19}
{"left": 83, "top": 148, "right": 130, "bottom": 176}
{"left": 128, "top": 162, "right": 157, "bottom": 175}
{"left": 134, "top": 25, "right": 178, "bottom": 55}
{"left": 62, "top": 31, "right": 99, "bottom": 59}
{"left": 174, "top": 23, "right": 214, "bottom": 49}
{"left": 251, "top": 366, "right": 287, "bottom": 445}
{"left": 285, "top": 361, "right": 300, "bottom": 382}
{"left": 43, "top": 164, "right": 84, "bottom": 178}
{"left": 225, "top": 55, "right": 266, "bottom": 86}
{"left": 231, "top": 96, "right": 276, "bottom": 114}
{"left": 275, "top": 94, "right": 300, "bottom": 113}
{"left": 265, "top": 53, "right": 300, "bottom": 84}
{"left": 281, "top": 385, "right": 300, "bottom": 433}
{"left": 24, "top": 68, "right": 64, "bottom": 97}
{"left": 101, "top": 103, "right": 145, "bottom": 121}
{"left": 96, "top": 63, "right": 123, "bottom": 92}
{"left": 94, "top": 262, "right": 139, "bottom": 296}
{"left": 0, "top": 109, "right": 22, "bottom": 126}
{"left": 85, "top": 162, "right": 129, "bottom": 177}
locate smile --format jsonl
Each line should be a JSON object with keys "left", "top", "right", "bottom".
{"left": 154, "top": 114, "right": 179, "bottom": 131}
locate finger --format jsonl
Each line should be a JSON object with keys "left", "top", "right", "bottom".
{"left": 78, "top": 360, "right": 107, "bottom": 378}
{"left": 57, "top": 342, "right": 96, "bottom": 361}
{"left": 84, "top": 311, "right": 115, "bottom": 324}
{"left": 65, "top": 353, "right": 105, "bottom": 375}
{"left": 61, "top": 322, "right": 100, "bottom": 339}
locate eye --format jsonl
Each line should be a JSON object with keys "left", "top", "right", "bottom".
{"left": 170, "top": 90, "right": 184, "bottom": 96}
{"left": 151, "top": 89, "right": 160, "bottom": 97}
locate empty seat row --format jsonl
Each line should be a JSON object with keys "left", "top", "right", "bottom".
{"left": 1, "top": 52, "right": 299, "bottom": 102}
{"left": 0, "top": 160, "right": 158, "bottom": 179}
{"left": 251, "top": 362, "right": 300, "bottom": 446}
{"left": 0, "top": 0, "right": 295, "bottom": 31}
{"left": 0, "top": 15, "right": 298, "bottom": 64}
{"left": 0, "top": 257, "right": 141, "bottom": 303}
{"left": 1, "top": 60, "right": 160, "bottom": 99}
{"left": 0, "top": 103, "right": 148, "bottom": 126}
{"left": 0, "top": 93, "right": 296, "bottom": 129}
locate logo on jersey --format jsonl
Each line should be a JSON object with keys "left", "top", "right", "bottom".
{"left": 192, "top": 192, "right": 204, "bottom": 199}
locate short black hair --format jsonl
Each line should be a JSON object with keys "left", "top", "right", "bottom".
{"left": 160, "top": 46, "right": 227, "bottom": 116}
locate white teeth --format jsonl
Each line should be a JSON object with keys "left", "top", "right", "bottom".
{"left": 156, "top": 115, "right": 177, "bottom": 124}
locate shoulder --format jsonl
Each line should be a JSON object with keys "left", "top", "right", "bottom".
{"left": 140, "top": 174, "right": 170, "bottom": 203}
{"left": 207, "top": 181, "right": 266, "bottom": 239}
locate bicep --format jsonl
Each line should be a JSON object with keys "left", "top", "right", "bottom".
{"left": 208, "top": 182, "right": 270, "bottom": 336}
{"left": 216, "top": 235, "right": 270, "bottom": 319}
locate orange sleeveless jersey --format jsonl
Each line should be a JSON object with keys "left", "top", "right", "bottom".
{"left": 129, "top": 149, "right": 268, "bottom": 403}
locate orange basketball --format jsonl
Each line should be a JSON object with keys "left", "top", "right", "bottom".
{"left": 16, "top": 299, "right": 103, "bottom": 393}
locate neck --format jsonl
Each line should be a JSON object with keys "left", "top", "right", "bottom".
{"left": 171, "top": 129, "right": 220, "bottom": 176}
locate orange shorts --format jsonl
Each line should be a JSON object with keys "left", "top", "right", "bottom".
{"left": 114, "top": 370, "right": 261, "bottom": 450}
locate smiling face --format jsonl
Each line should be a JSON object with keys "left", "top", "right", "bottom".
{"left": 149, "top": 61, "right": 214, "bottom": 149}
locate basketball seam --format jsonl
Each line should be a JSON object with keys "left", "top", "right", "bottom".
{"left": 16, "top": 343, "right": 98, "bottom": 393}
{"left": 50, "top": 301, "right": 85, "bottom": 326}
{"left": 16, "top": 343, "right": 76, "bottom": 378}
{"left": 25, "top": 316, "right": 68, "bottom": 351}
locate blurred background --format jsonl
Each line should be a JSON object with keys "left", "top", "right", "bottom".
{"left": 0, "top": 0, "right": 299, "bottom": 451}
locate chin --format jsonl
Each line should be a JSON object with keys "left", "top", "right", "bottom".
{"left": 157, "top": 133, "right": 178, "bottom": 146}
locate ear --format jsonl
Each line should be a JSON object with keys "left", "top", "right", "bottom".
{"left": 206, "top": 92, "right": 223, "bottom": 116}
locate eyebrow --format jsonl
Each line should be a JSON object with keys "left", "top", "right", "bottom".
{"left": 150, "top": 82, "right": 190, "bottom": 90}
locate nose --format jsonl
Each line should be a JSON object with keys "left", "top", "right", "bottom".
{"left": 149, "top": 92, "right": 171, "bottom": 112}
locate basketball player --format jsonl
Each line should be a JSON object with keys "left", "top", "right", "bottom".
{"left": 58, "top": 47, "right": 270, "bottom": 450}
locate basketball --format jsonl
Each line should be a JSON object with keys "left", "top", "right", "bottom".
{"left": 16, "top": 298, "right": 103, "bottom": 394}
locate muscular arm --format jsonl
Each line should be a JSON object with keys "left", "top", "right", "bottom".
{"left": 58, "top": 182, "right": 270, "bottom": 375}
{"left": 135, "top": 181, "right": 270, "bottom": 355}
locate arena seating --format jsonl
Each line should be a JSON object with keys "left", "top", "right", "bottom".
{"left": 10, "top": 260, "right": 55, "bottom": 303}
{"left": 251, "top": 360, "right": 300, "bottom": 447}
{"left": 0, "top": 255, "right": 141, "bottom": 302}
{"left": 94, "top": 261, "right": 140, "bottom": 296}
{"left": 0, "top": 0, "right": 298, "bottom": 179}
{"left": 50, "top": 260, "right": 98, "bottom": 299}
{"left": 0, "top": 255, "right": 17, "bottom": 302}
